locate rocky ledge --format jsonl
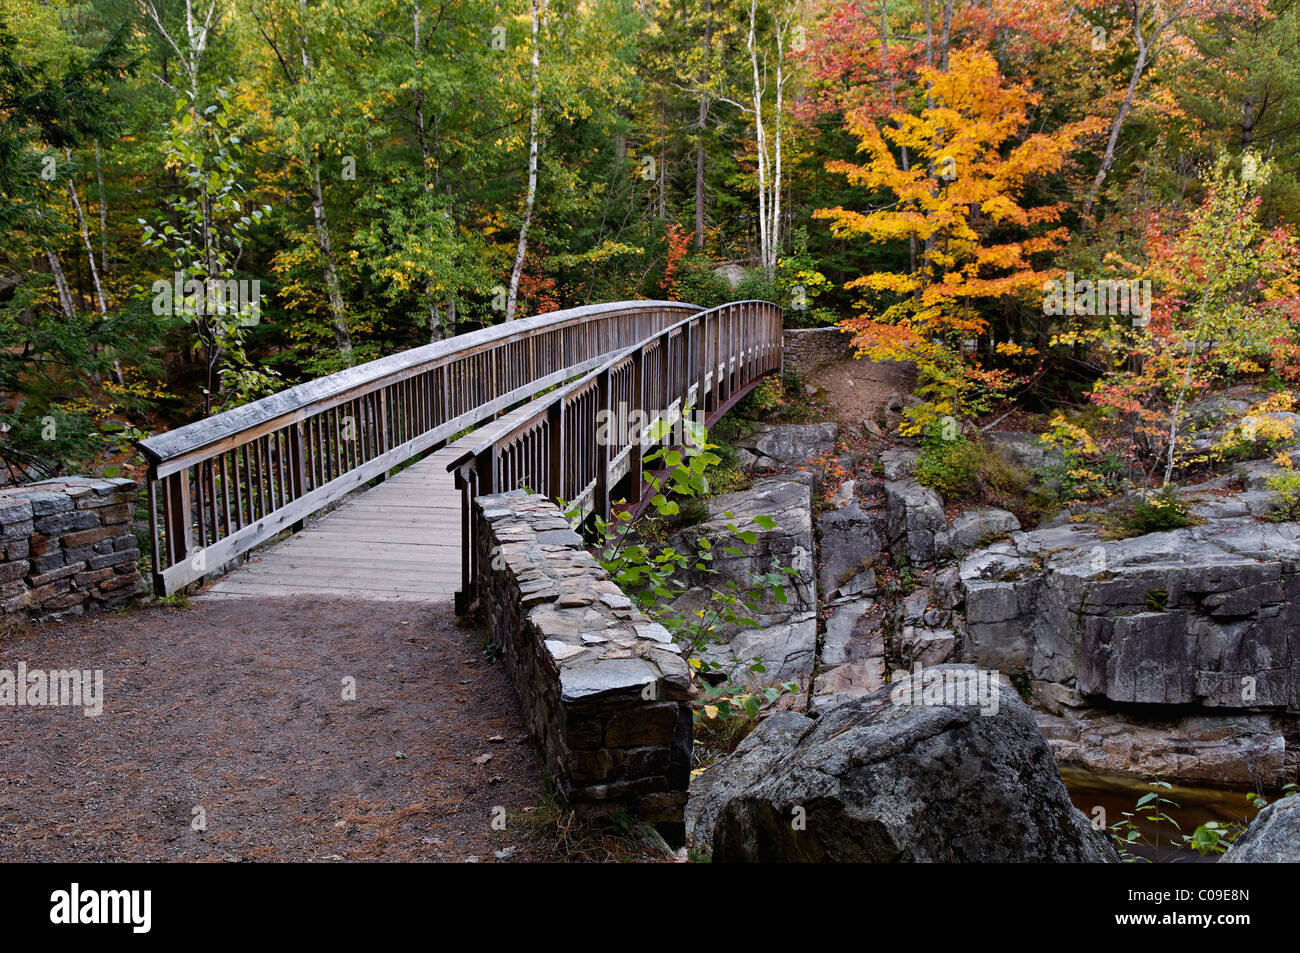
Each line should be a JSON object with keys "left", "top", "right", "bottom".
{"left": 694, "top": 666, "right": 1117, "bottom": 862}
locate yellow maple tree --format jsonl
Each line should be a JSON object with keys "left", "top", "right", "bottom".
{"left": 816, "top": 48, "right": 1102, "bottom": 423}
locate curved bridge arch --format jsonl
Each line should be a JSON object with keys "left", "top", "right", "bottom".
{"left": 137, "top": 299, "right": 783, "bottom": 601}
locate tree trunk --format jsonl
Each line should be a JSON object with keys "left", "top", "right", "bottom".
{"left": 295, "top": 3, "right": 353, "bottom": 361}
{"left": 1083, "top": 40, "right": 1149, "bottom": 221}
{"left": 939, "top": 0, "right": 954, "bottom": 69}
{"left": 309, "top": 161, "right": 354, "bottom": 360}
{"left": 415, "top": 5, "right": 445, "bottom": 341}
{"left": 747, "top": 0, "right": 770, "bottom": 274}
{"left": 94, "top": 141, "right": 109, "bottom": 276}
{"left": 771, "top": 15, "right": 785, "bottom": 273}
{"left": 694, "top": 0, "right": 713, "bottom": 251}
{"left": 506, "top": 0, "right": 544, "bottom": 322}
{"left": 43, "top": 246, "right": 76, "bottom": 321}
{"left": 64, "top": 166, "right": 108, "bottom": 321}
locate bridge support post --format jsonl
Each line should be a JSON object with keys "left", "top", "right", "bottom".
{"left": 289, "top": 422, "right": 307, "bottom": 533}
{"left": 593, "top": 366, "right": 612, "bottom": 526}
{"left": 546, "top": 401, "right": 564, "bottom": 505}
{"left": 694, "top": 314, "right": 708, "bottom": 412}
{"left": 162, "top": 471, "right": 191, "bottom": 580}
{"left": 628, "top": 346, "right": 644, "bottom": 499}
{"left": 454, "top": 464, "right": 474, "bottom": 616}
{"left": 455, "top": 448, "right": 495, "bottom": 617}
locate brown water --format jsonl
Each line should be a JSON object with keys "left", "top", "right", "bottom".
{"left": 1061, "top": 768, "right": 1268, "bottom": 863}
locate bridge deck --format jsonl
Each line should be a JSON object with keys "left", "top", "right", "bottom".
{"left": 198, "top": 396, "right": 567, "bottom": 602}
{"left": 198, "top": 445, "right": 463, "bottom": 603}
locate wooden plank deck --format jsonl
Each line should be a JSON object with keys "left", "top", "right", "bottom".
{"left": 197, "top": 444, "right": 465, "bottom": 603}
{"left": 197, "top": 397, "right": 555, "bottom": 603}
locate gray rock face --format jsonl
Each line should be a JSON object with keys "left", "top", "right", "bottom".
{"left": 1038, "top": 708, "right": 1288, "bottom": 787}
{"left": 958, "top": 520, "right": 1300, "bottom": 717}
{"left": 950, "top": 507, "right": 1020, "bottom": 554}
{"left": 884, "top": 479, "right": 950, "bottom": 566}
{"left": 812, "top": 597, "right": 888, "bottom": 709}
{"left": 753, "top": 423, "right": 837, "bottom": 466}
{"left": 820, "top": 598, "right": 881, "bottom": 667}
{"left": 670, "top": 476, "right": 817, "bottom": 684}
{"left": 878, "top": 447, "right": 919, "bottom": 482}
{"left": 815, "top": 499, "right": 880, "bottom": 600}
{"left": 710, "top": 667, "right": 1118, "bottom": 862}
{"left": 1220, "top": 795, "right": 1300, "bottom": 863}
{"left": 686, "top": 711, "right": 815, "bottom": 850}
{"left": 717, "top": 618, "right": 817, "bottom": 683}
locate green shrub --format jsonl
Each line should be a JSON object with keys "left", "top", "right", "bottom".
{"left": 1265, "top": 472, "right": 1300, "bottom": 522}
{"left": 741, "top": 375, "right": 783, "bottom": 415}
{"left": 0, "top": 405, "right": 103, "bottom": 479}
{"left": 915, "top": 437, "right": 983, "bottom": 501}
{"left": 914, "top": 434, "right": 1029, "bottom": 505}
{"left": 1109, "top": 486, "right": 1198, "bottom": 536}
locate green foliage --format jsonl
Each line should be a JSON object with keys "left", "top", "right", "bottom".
{"left": 1183, "top": 784, "right": 1297, "bottom": 857}
{"left": 1036, "top": 414, "right": 1127, "bottom": 504}
{"left": 565, "top": 412, "right": 799, "bottom": 728}
{"left": 140, "top": 87, "right": 279, "bottom": 414}
{"left": 1264, "top": 472, "right": 1300, "bottom": 522}
{"left": 1109, "top": 486, "right": 1198, "bottom": 537}
{"left": 914, "top": 428, "right": 1029, "bottom": 506}
{"left": 741, "top": 375, "right": 783, "bottom": 415}
{"left": 915, "top": 435, "right": 983, "bottom": 502}
{"left": 1109, "top": 780, "right": 1182, "bottom": 863}
{"left": 0, "top": 405, "right": 99, "bottom": 480}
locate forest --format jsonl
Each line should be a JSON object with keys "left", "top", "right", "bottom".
{"left": 3, "top": 0, "right": 1300, "bottom": 491}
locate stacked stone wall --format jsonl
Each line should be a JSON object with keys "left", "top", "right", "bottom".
{"left": 473, "top": 491, "right": 693, "bottom": 833}
{"left": 0, "top": 477, "right": 145, "bottom": 621}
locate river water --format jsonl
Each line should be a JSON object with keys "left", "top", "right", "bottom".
{"left": 1061, "top": 768, "right": 1270, "bottom": 863}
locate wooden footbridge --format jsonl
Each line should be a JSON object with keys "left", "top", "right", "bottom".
{"left": 136, "top": 300, "right": 783, "bottom": 610}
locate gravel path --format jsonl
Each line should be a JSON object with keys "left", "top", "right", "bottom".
{"left": 0, "top": 596, "right": 564, "bottom": 862}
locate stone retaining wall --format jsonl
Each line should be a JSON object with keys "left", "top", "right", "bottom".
{"left": 0, "top": 477, "right": 146, "bottom": 622}
{"left": 472, "top": 491, "right": 694, "bottom": 835}
{"left": 782, "top": 326, "right": 854, "bottom": 378}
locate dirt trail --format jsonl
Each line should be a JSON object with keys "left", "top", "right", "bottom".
{"left": 0, "top": 596, "right": 565, "bottom": 862}
{"left": 805, "top": 357, "right": 915, "bottom": 432}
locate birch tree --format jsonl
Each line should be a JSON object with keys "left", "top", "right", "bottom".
{"left": 506, "top": 0, "right": 546, "bottom": 321}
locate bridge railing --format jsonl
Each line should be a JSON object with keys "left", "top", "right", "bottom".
{"left": 136, "top": 300, "right": 701, "bottom": 595}
{"left": 447, "top": 299, "right": 783, "bottom": 613}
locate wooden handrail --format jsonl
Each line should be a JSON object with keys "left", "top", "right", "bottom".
{"left": 450, "top": 299, "right": 784, "bottom": 613}
{"left": 137, "top": 300, "right": 701, "bottom": 595}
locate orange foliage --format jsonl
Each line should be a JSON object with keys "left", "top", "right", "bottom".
{"left": 817, "top": 48, "right": 1100, "bottom": 366}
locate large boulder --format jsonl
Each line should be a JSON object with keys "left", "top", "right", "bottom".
{"left": 950, "top": 507, "right": 1020, "bottom": 554}
{"left": 958, "top": 520, "right": 1300, "bottom": 716}
{"left": 710, "top": 666, "right": 1118, "bottom": 862}
{"left": 953, "top": 517, "right": 1300, "bottom": 787}
{"left": 686, "top": 711, "right": 815, "bottom": 850}
{"left": 877, "top": 447, "right": 919, "bottom": 482}
{"left": 984, "top": 431, "right": 1064, "bottom": 472}
{"left": 1038, "top": 708, "right": 1288, "bottom": 788}
{"left": 1220, "top": 795, "right": 1300, "bottom": 863}
{"left": 753, "top": 423, "right": 837, "bottom": 467}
